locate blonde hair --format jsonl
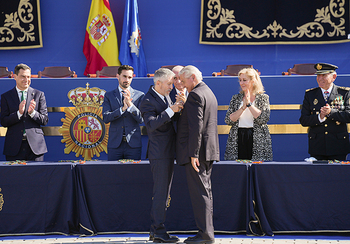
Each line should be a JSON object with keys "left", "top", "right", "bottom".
{"left": 238, "top": 68, "right": 265, "bottom": 95}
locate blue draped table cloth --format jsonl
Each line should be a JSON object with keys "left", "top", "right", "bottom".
{"left": 1, "top": 161, "right": 349, "bottom": 236}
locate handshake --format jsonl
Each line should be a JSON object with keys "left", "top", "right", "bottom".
{"left": 171, "top": 92, "right": 186, "bottom": 113}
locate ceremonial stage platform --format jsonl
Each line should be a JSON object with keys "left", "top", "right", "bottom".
{"left": 1, "top": 233, "right": 350, "bottom": 244}
{"left": 1, "top": 75, "right": 350, "bottom": 240}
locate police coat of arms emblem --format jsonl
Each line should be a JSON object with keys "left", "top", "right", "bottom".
{"left": 59, "top": 83, "right": 109, "bottom": 160}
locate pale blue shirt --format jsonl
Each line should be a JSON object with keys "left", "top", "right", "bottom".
{"left": 118, "top": 86, "right": 134, "bottom": 114}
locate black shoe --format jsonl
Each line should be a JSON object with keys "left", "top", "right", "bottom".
{"left": 153, "top": 233, "right": 179, "bottom": 243}
{"left": 149, "top": 233, "right": 154, "bottom": 241}
{"left": 184, "top": 236, "right": 214, "bottom": 244}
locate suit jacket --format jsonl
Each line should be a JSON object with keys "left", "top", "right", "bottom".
{"left": 176, "top": 82, "right": 220, "bottom": 165}
{"left": 300, "top": 84, "right": 350, "bottom": 155}
{"left": 1, "top": 87, "right": 48, "bottom": 156}
{"left": 102, "top": 86, "right": 144, "bottom": 148}
{"left": 140, "top": 86, "right": 176, "bottom": 160}
{"left": 169, "top": 88, "right": 177, "bottom": 104}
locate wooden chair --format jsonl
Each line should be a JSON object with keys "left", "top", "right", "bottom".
{"left": 282, "top": 63, "right": 316, "bottom": 75}
{"left": 147, "top": 65, "right": 179, "bottom": 77}
{"left": 212, "top": 64, "right": 254, "bottom": 76}
{"left": 88, "top": 66, "right": 120, "bottom": 78}
{"left": 161, "top": 65, "right": 177, "bottom": 70}
{"left": 0, "top": 66, "right": 13, "bottom": 78}
{"left": 38, "top": 66, "right": 77, "bottom": 78}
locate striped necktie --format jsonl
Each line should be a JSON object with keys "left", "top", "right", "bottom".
{"left": 324, "top": 91, "right": 329, "bottom": 102}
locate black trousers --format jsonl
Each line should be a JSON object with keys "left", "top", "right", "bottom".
{"left": 6, "top": 139, "right": 44, "bottom": 161}
{"left": 311, "top": 154, "right": 347, "bottom": 161}
{"left": 149, "top": 158, "right": 174, "bottom": 235}
{"left": 238, "top": 127, "right": 253, "bottom": 160}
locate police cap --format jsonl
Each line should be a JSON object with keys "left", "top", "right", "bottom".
{"left": 314, "top": 63, "right": 338, "bottom": 74}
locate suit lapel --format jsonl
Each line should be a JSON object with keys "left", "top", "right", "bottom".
{"left": 113, "top": 88, "right": 122, "bottom": 105}
{"left": 10, "top": 87, "right": 20, "bottom": 106}
{"left": 150, "top": 86, "right": 167, "bottom": 109}
{"left": 25, "top": 87, "right": 34, "bottom": 113}
{"left": 129, "top": 87, "right": 135, "bottom": 99}
{"left": 316, "top": 87, "right": 327, "bottom": 105}
{"left": 169, "top": 89, "right": 177, "bottom": 104}
{"left": 327, "top": 85, "right": 337, "bottom": 104}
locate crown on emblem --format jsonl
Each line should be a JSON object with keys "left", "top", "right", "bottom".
{"left": 102, "top": 14, "right": 111, "bottom": 27}
{"left": 68, "top": 83, "right": 105, "bottom": 107}
{"left": 316, "top": 63, "right": 322, "bottom": 70}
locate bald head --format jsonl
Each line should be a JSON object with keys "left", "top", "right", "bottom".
{"left": 172, "top": 65, "right": 186, "bottom": 92}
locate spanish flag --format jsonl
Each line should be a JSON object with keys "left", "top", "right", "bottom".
{"left": 83, "top": 0, "right": 121, "bottom": 76}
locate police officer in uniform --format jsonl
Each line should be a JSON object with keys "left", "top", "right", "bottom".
{"left": 300, "top": 63, "right": 350, "bottom": 161}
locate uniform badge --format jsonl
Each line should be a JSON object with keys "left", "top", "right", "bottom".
{"left": 336, "top": 121, "right": 341, "bottom": 125}
{"left": 59, "top": 83, "right": 109, "bottom": 160}
{"left": 313, "top": 99, "right": 318, "bottom": 105}
{"left": 316, "top": 64, "right": 322, "bottom": 70}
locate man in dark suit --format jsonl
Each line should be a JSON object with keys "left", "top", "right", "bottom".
{"left": 169, "top": 65, "right": 187, "bottom": 104}
{"left": 102, "top": 65, "right": 144, "bottom": 160}
{"left": 300, "top": 63, "right": 350, "bottom": 160}
{"left": 176, "top": 65, "right": 219, "bottom": 244}
{"left": 1, "top": 63, "right": 48, "bottom": 161}
{"left": 140, "top": 68, "right": 183, "bottom": 243}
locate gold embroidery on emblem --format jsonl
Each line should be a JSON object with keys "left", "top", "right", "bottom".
{"left": 313, "top": 99, "right": 318, "bottom": 105}
{"left": 336, "top": 121, "right": 341, "bottom": 125}
{"left": 316, "top": 64, "right": 322, "bottom": 70}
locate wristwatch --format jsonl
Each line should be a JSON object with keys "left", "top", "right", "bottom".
{"left": 246, "top": 103, "right": 252, "bottom": 107}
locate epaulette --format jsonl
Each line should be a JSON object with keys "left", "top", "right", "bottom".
{"left": 338, "top": 86, "right": 350, "bottom": 91}
{"left": 305, "top": 87, "right": 317, "bottom": 92}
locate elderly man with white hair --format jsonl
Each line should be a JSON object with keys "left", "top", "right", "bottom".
{"left": 176, "top": 65, "right": 219, "bottom": 244}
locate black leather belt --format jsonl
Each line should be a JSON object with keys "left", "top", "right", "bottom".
{"left": 122, "top": 135, "right": 127, "bottom": 142}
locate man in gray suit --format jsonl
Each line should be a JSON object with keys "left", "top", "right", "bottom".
{"left": 140, "top": 68, "right": 183, "bottom": 243}
{"left": 102, "top": 65, "right": 144, "bottom": 160}
{"left": 1, "top": 63, "right": 48, "bottom": 161}
{"left": 177, "top": 65, "right": 219, "bottom": 244}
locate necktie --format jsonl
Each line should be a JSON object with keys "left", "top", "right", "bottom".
{"left": 20, "top": 91, "right": 26, "bottom": 135}
{"left": 324, "top": 91, "right": 329, "bottom": 102}
{"left": 164, "top": 97, "right": 168, "bottom": 107}
{"left": 20, "top": 90, "right": 25, "bottom": 102}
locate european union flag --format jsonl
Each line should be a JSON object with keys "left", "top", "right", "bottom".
{"left": 119, "top": 0, "right": 147, "bottom": 77}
